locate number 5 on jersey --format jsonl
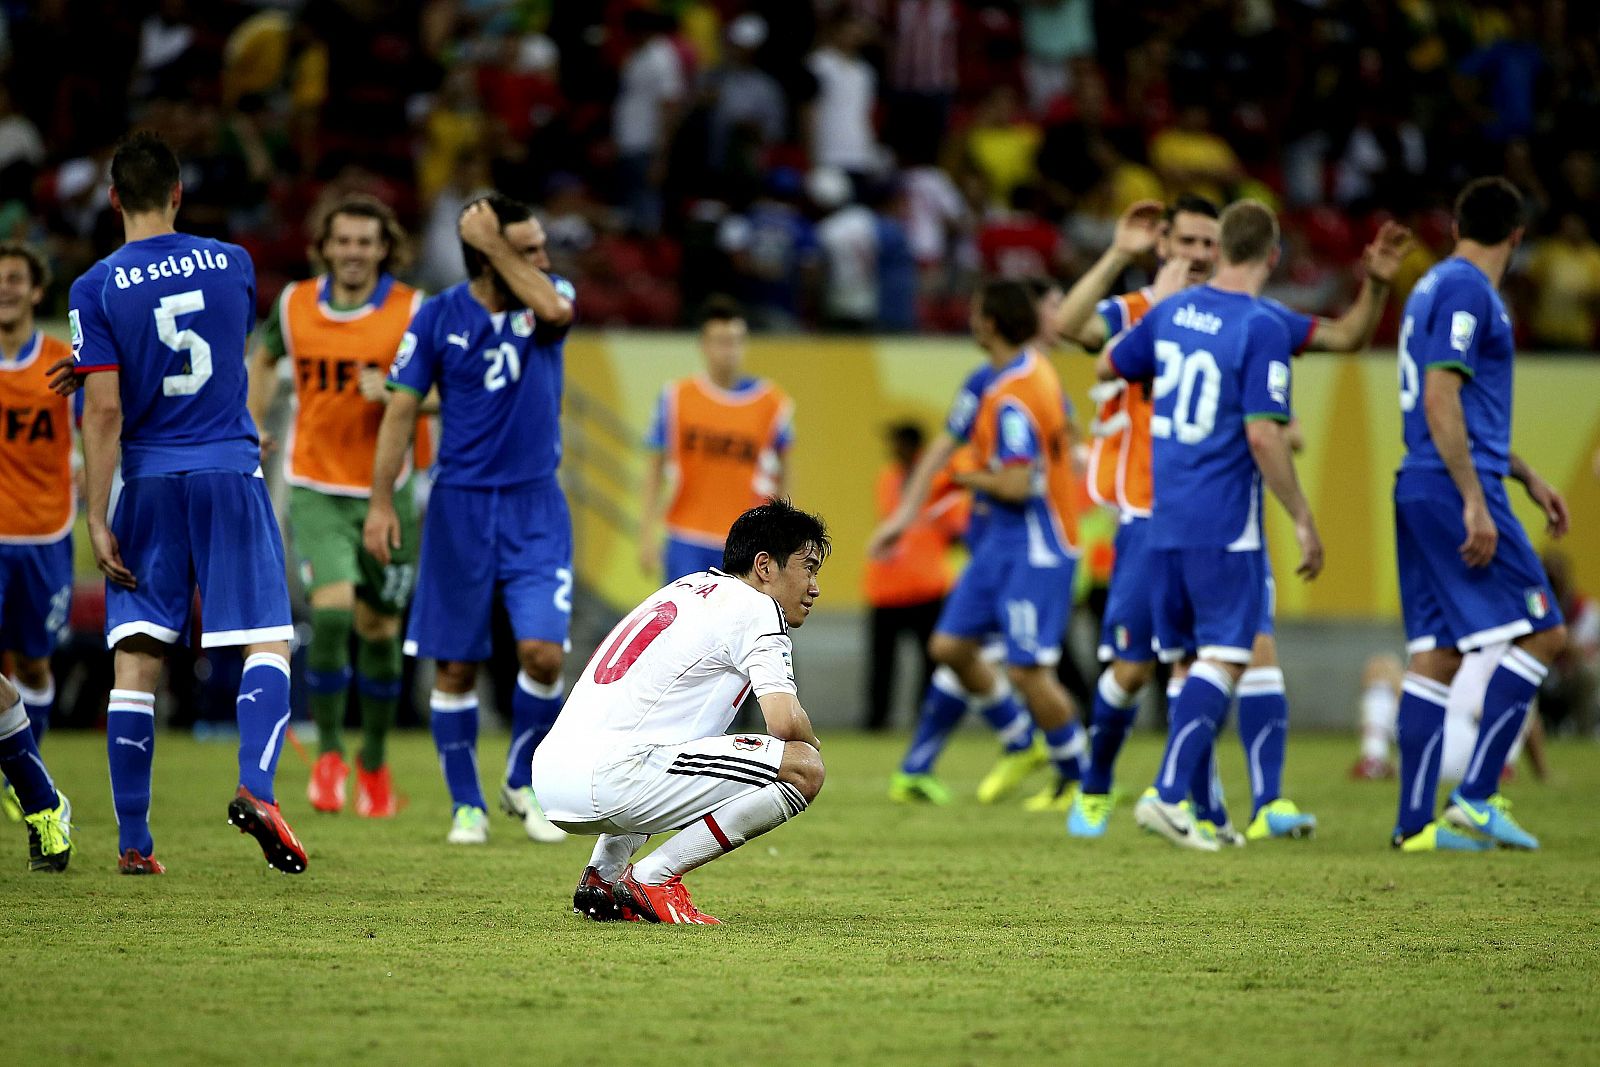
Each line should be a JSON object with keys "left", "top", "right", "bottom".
{"left": 156, "top": 289, "right": 213, "bottom": 396}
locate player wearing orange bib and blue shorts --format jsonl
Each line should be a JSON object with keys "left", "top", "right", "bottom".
{"left": 248, "top": 194, "right": 429, "bottom": 819}
{"left": 0, "top": 243, "right": 74, "bottom": 869}
{"left": 639, "top": 296, "right": 793, "bottom": 584}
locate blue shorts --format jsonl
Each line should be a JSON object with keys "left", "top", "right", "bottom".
{"left": 664, "top": 536, "right": 723, "bottom": 583}
{"left": 1394, "top": 469, "right": 1562, "bottom": 653}
{"left": 0, "top": 535, "right": 73, "bottom": 659}
{"left": 1151, "top": 546, "right": 1266, "bottom": 666}
{"left": 935, "top": 540, "right": 1075, "bottom": 667}
{"left": 1098, "top": 516, "right": 1155, "bottom": 663}
{"left": 107, "top": 472, "right": 293, "bottom": 649}
{"left": 406, "top": 480, "right": 573, "bottom": 662}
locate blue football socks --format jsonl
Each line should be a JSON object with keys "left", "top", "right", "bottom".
{"left": 1237, "top": 666, "right": 1288, "bottom": 816}
{"left": 1083, "top": 669, "right": 1143, "bottom": 794}
{"left": 1154, "top": 663, "right": 1233, "bottom": 805}
{"left": 1458, "top": 647, "right": 1547, "bottom": 802}
{"left": 235, "top": 652, "right": 292, "bottom": 804}
{"left": 1394, "top": 673, "right": 1449, "bottom": 838}
{"left": 505, "top": 672, "right": 563, "bottom": 789}
{"left": 900, "top": 668, "right": 968, "bottom": 775}
{"left": 431, "top": 689, "right": 487, "bottom": 810}
{"left": 0, "top": 696, "right": 57, "bottom": 814}
{"left": 107, "top": 689, "right": 157, "bottom": 855}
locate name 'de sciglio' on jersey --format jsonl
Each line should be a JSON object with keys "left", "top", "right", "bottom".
{"left": 111, "top": 249, "right": 231, "bottom": 289}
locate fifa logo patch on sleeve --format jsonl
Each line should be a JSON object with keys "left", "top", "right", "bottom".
{"left": 1267, "top": 361, "right": 1290, "bottom": 406}
{"left": 68, "top": 309, "right": 82, "bottom": 360}
{"left": 1450, "top": 311, "right": 1477, "bottom": 353}
{"left": 392, "top": 332, "right": 416, "bottom": 375}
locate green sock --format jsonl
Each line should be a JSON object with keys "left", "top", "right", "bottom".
{"left": 356, "top": 634, "right": 402, "bottom": 770}
{"left": 308, "top": 608, "right": 354, "bottom": 756}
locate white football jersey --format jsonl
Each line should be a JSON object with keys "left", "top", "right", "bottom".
{"left": 546, "top": 569, "right": 796, "bottom": 752}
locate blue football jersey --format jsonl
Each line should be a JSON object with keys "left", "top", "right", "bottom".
{"left": 1397, "top": 257, "right": 1514, "bottom": 478}
{"left": 68, "top": 233, "right": 259, "bottom": 478}
{"left": 1097, "top": 286, "right": 1315, "bottom": 354}
{"left": 1108, "top": 285, "right": 1293, "bottom": 550}
{"left": 388, "top": 279, "right": 575, "bottom": 488}
{"left": 945, "top": 363, "right": 996, "bottom": 443}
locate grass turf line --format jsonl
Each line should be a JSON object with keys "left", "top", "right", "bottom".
{"left": 2, "top": 730, "right": 1596, "bottom": 1066}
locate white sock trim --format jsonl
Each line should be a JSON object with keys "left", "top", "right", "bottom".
{"left": 1238, "top": 666, "right": 1285, "bottom": 696}
{"left": 1400, "top": 673, "right": 1450, "bottom": 706}
{"left": 1498, "top": 647, "right": 1548, "bottom": 687}
{"left": 109, "top": 689, "right": 156, "bottom": 716}
{"left": 13, "top": 677, "right": 54, "bottom": 704}
{"left": 0, "top": 699, "right": 27, "bottom": 738}
{"left": 243, "top": 652, "right": 291, "bottom": 679}
{"left": 517, "top": 671, "right": 563, "bottom": 700}
{"left": 972, "top": 675, "right": 1012, "bottom": 711}
{"left": 1097, "top": 670, "right": 1141, "bottom": 710}
{"left": 930, "top": 666, "right": 967, "bottom": 701}
{"left": 431, "top": 690, "right": 479, "bottom": 711}
{"left": 1189, "top": 662, "right": 1235, "bottom": 698}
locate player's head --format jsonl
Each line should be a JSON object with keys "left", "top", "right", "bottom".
{"left": 1218, "top": 199, "right": 1280, "bottom": 269}
{"left": 1024, "top": 275, "right": 1065, "bottom": 348}
{"left": 971, "top": 279, "right": 1039, "bottom": 351}
{"left": 460, "top": 193, "right": 548, "bottom": 304}
{"left": 0, "top": 242, "right": 48, "bottom": 330}
{"left": 886, "top": 421, "right": 924, "bottom": 467}
{"left": 723, "top": 499, "right": 831, "bottom": 627}
{"left": 311, "top": 193, "right": 409, "bottom": 289}
{"left": 697, "top": 294, "right": 747, "bottom": 380}
{"left": 110, "top": 130, "right": 181, "bottom": 218}
{"left": 1158, "top": 194, "right": 1220, "bottom": 284}
{"left": 1453, "top": 176, "right": 1526, "bottom": 249}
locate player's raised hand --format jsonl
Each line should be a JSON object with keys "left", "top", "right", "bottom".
{"left": 1362, "top": 220, "right": 1414, "bottom": 285}
{"left": 458, "top": 198, "right": 502, "bottom": 252}
{"left": 47, "top": 355, "right": 80, "bottom": 397}
{"left": 363, "top": 500, "right": 402, "bottom": 566}
{"left": 1294, "top": 515, "right": 1324, "bottom": 580}
{"left": 1113, "top": 199, "right": 1165, "bottom": 257}
{"left": 89, "top": 521, "right": 136, "bottom": 589}
{"left": 1459, "top": 496, "right": 1499, "bottom": 567}
{"left": 1152, "top": 255, "right": 1193, "bottom": 301}
{"left": 1522, "top": 475, "right": 1570, "bottom": 538}
{"left": 358, "top": 367, "right": 389, "bottom": 404}
{"left": 865, "top": 517, "right": 908, "bottom": 561}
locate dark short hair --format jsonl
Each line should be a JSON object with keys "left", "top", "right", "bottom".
{"left": 698, "top": 294, "right": 746, "bottom": 329}
{"left": 111, "top": 130, "right": 181, "bottom": 215}
{"left": 311, "top": 193, "right": 410, "bottom": 276}
{"left": 722, "top": 499, "right": 831, "bottom": 577}
{"left": 1166, "top": 194, "right": 1219, "bottom": 225}
{"left": 1218, "top": 200, "right": 1279, "bottom": 265}
{"left": 1024, "top": 275, "right": 1062, "bottom": 302}
{"left": 459, "top": 193, "right": 535, "bottom": 280}
{"left": 0, "top": 242, "right": 49, "bottom": 290}
{"left": 1455, "top": 177, "right": 1525, "bottom": 245}
{"left": 977, "top": 279, "right": 1039, "bottom": 346}
{"left": 887, "top": 421, "right": 925, "bottom": 451}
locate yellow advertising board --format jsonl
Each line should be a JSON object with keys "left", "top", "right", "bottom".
{"left": 566, "top": 333, "right": 1600, "bottom": 620}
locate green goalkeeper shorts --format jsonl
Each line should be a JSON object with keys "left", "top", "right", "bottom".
{"left": 288, "top": 479, "right": 419, "bottom": 614}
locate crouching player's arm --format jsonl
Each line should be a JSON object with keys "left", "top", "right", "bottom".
{"left": 758, "top": 690, "right": 825, "bottom": 806}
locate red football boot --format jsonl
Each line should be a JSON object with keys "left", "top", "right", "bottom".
{"left": 355, "top": 759, "right": 403, "bottom": 818}
{"left": 228, "top": 787, "right": 309, "bottom": 874}
{"left": 307, "top": 751, "right": 348, "bottom": 813}
{"left": 117, "top": 848, "right": 165, "bottom": 875}
{"left": 612, "top": 865, "right": 721, "bottom": 925}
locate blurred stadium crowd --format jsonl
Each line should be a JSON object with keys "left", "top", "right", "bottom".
{"left": 4, "top": 0, "right": 1600, "bottom": 344}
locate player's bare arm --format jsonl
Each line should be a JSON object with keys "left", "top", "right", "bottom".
{"left": 459, "top": 199, "right": 574, "bottom": 326}
{"left": 1509, "top": 451, "right": 1570, "bottom": 538}
{"left": 245, "top": 342, "right": 279, "bottom": 456}
{"left": 757, "top": 690, "right": 821, "bottom": 750}
{"left": 1056, "top": 199, "right": 1165, "bottom": 350}
{"left": 79, "top": 370, "right": 136, "bottom": 589}
{"left": 1246, "top": 417, "right": 1323, "bottom": 579}
{"left": 866, "top": 430, "right": 961, "bottom": 558}
{"left": 1421, "top": 367, "right": 1496, "bottom": 567}
{"left": 952, "top": 462, "right": 1031, "bottom": 504}
{"left": 358, "top": 367, "right": 440, "bottom": 413}
{"left": 363, "top": 386, "right": 420, "bottom": 565}
{"left": 1304, "top": 221, "right": 1414, "bottom": 353}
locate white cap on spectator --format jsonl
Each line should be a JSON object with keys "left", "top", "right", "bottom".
{"left": 806, "top": 166, "right": 852, "bottom": 211}
{"left": 727, "top": 14, "right": 768, "bottom": 50}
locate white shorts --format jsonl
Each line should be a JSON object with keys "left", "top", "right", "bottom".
{"left": 532, "top": 732, "right": 786, "bottom": 835}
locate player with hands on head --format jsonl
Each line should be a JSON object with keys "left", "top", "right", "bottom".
{"left": 365, "top": 194, "right": 577, "bottom": 846}
{"left": 534, "top": 500, "right": 828, "bottom": 925}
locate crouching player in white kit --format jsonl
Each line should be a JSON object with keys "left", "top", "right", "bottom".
{"left": 533, "top": 500, "right": 828, "bottom": 925}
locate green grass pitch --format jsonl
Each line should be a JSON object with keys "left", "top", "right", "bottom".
{"left": 2, "top": 729, "right": 1596, "bottom": 1066}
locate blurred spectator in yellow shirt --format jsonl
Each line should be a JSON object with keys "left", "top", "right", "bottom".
{"left": 1525, "top": 213, "right": 1600, "bottom": 348}
{"left": 1148, "top": 105, "right": 1241, "bottom": 205}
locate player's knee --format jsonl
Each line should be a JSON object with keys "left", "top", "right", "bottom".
{"left": 308, "top": 581, "right": 356, "bottom": 613}
{"left": 434, "top": 660, "right": 478, "bottom": 694}
{"left": 779, "top": 741, "right": 825, "bottom": 802}
{"left": 517, "top": 641, "right": 564, "bottom": 685}
{"left": 1406, "top": 647, "right": 1461, "bottom": 685}
{"left": 1518, "top": 625, "right": 1568, "bottom": 666}
{"left": 927, "top": 632, "right": 972, "bottom": 668}
{"left": 13, "top": 657, "right": 50, "bottom": 689}
{"left": 1110, "top": 658, "right": 1153, "bottom": 693}
{"left": 352, "top": 603, "right": 401, "bottom": 641}
{"left": 1362, "top": 653, "right": 1403, "bottom": 689}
